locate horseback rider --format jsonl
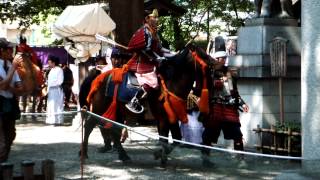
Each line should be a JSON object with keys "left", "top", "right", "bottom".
{"left": 126, "top": 9, "right": 176, "bottom": 113}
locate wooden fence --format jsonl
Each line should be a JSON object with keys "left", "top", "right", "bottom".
{"left": 0, "top": 159, "right": 54, "bottom": 180}
{"left": 253, "top": 125, "right": 301, "bottom": 156}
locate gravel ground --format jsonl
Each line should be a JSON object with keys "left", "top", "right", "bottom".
{"left": 5, "top": 112, "right": 317, "bottom": 180}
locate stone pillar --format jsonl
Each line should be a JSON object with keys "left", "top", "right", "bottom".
{"left": 301, "top": 0, "right": 320, "bottom": 172}
{"left": 228, "top": 18, "right": 301, "bottom": 148}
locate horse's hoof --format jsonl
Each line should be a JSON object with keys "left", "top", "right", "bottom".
{"left": 160, "top": 149, "right": 168, "bottom": 166}
{"left": 153, "top": 150, "right": 162, "bottom": 160}
{"left": 160, "top": 159, "right": 167, "bottom": 168}
{"left": 202, "top": 159, "right": 215, "bottom": 168}
{"left": 97, "top": 145, "right": 112, "bottom": 153}
{"left": 122, "top": 158, "right": 132, "bottom": 165}
{"left": 119, "top": 153, "right": 131, "bottom": 162}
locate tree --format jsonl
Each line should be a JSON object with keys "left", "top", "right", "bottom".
{"left": 0, "top": 0, "right": 254, "bottom": 49}
{"left": 160, "top": 0, "right": 254, "bottom": 50}
{"left": 0, "top": 0, "right": 108, "bottom": 27}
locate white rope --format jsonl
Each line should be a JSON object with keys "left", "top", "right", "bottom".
{"left": 21, "top": 110, "right": 80, "bottom": 116}
{"left": 84, "top": 110, "right": 303, "bottom": 160}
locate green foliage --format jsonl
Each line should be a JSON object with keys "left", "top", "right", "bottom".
{"left": 51, "top": 38, "right": 63, "bottom": 46}
{"left": 0, "top": 0, "right": 254, "bottom": 49}
{"left": 159, "top": 0, "right": 254, "bottom": 50}
{"left": 0, "top": 0, "right": 107, "bottom": 28}
{"left": 275, "top": 121, "right": 301, "bottom": 132}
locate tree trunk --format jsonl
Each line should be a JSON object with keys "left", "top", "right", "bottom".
{"left": 110, "top": 0, "right": 144, "bottom": 46}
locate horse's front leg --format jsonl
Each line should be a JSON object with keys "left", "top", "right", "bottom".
{"left": 163, "top": 122, "right": 182, "bottom": 164}
{"left": 153, "top": 118, "right": 173, "bottom": 167}
{"left": 112, "top": 127, "right": 131, "bottom": 163}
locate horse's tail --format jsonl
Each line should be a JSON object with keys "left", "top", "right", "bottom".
{"left": 79, "top": 69, "right": 101, "bottom": 108}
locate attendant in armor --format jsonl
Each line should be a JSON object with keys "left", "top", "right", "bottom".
{"left": 201, "top": 51, "right": 249, "bottom": 166}
{"left": 126, "top": 9, "right": 176, "bottom": 114}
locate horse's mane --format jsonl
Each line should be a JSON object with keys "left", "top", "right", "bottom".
{"left": 157, "top": 48, "right": 190, "bottom": 79}
{"left": 158, "top": 44, "right": 215, "bottom": 82}
{"left": 186, "top": 43, "right": 215, "bottom": 66}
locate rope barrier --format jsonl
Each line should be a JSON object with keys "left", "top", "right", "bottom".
{"left": 21, "top": 111, "right": 80, "bottom": 116}
{"left": 83, "top": 110, "right": 303, "bottom": 160}
{"left": 19, "top": 109, "right": 303, "bottom": 160}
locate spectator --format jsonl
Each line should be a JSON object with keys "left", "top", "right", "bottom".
{"left": 46, "top": 55, "right": 64, "bottom": 125}
{"left": 0, "top": 38, "right": 23, "bottom": 162}
{"left": 61, "top": 63, "right": 74, "bottom": 110}
{"left": 180, "top": 90, "right": 204, "bottom": 145}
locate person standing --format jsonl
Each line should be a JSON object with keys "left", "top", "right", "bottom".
{"left": 46, "top": 55, "right": 64, "bottom": 125}
{"left": 61, "top": 63, "right": 74, "bottom": 110}
{"left": 180, "top": 90, "right": 204, "bottom": 145}
{"left": 201, "top": 51, "right": 249, "bottom": 166}
{"left": 0, "top": 38, "right": 23, "bottom": 162}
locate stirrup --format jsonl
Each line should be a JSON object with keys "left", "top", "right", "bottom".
{"left": 125, "top": 97, "right": 144, "bottom": 114}
{"left": 140, "top": 87, "right": 147, "bottom": 99}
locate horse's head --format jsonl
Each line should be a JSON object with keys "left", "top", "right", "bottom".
{"left": 158, "top": 43, "right": 213, "bottom": 100}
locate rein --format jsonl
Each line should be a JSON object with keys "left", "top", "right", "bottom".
{"left": 159, "top": 74, "right": 187, "bottom": 124}
{"left": 191, "top": 50, "right": 209, "bottom": 114}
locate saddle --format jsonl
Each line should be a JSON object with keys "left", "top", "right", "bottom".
{"left": 126, "top": 72, "right": 140, "bottom": 88}
{"left": 105, "top": 71, "right": 141, "bottom": 103}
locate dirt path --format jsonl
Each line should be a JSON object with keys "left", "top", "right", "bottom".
{"left": 5, "top": 113, "right": 313, "bottom": 180}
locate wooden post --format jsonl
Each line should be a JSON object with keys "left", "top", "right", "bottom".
{"left": 0, "top": 162, "right": 14, "bottom": 180}
{"left": 41, "top": 159, "right": 54, "bottom": 180}
{"left": 270, "top": 37, "right": 288, "bottom": 126}
{"left": 279, "top": 77, "right": 284, "bottom": 125}
{"left": 288, "top": 127, "right": 292, "bottom": 155}
{"left": 271, "top": 125, "right": 277, "bottom": 154}
{"left": 21, "top": 160, "right": 35, "bottom": 180}
{"left": 257, "top": 125, "right": 263, "bottom": 152}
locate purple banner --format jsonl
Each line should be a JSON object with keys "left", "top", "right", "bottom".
{"left": 32, "top": 46, "right": 74, "bottom": 68}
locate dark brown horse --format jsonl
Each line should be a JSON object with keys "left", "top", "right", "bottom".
{"left": 79, "top": 44, "right": 213, "bottom": 165}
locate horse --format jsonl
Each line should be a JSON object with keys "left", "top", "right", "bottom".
{"left": 79, "top": 44, "right": 214, "bottom": 165}
{"left": 14, "top": 52, "right": 45, "bottom": 112}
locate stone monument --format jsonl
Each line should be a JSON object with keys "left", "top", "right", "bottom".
{"left": 301, "top": 0, "right": 320, "bottom": 174}
{"left": 228, "top": 1, "right": 301, "bottom": 149}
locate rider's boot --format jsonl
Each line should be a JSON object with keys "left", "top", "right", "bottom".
{"left": 125, "top": 87, "right": 147, "bottom": 114}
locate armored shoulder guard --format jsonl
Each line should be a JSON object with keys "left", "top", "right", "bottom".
{"left": 127, "top": 27, "right": 146, "bottom": 52}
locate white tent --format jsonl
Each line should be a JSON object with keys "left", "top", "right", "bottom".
{"left": 53, "top": 3, "right": 116, "bottom": 62}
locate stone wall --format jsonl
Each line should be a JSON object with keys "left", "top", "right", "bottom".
{"left": 220, "top": 18, "right": 301, "bottom": 148}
